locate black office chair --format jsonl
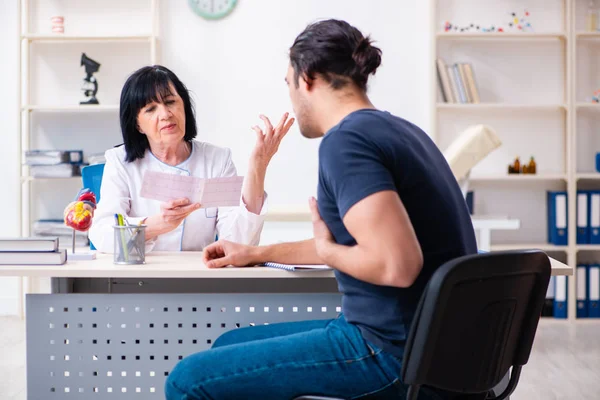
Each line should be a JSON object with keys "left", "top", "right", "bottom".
{"left": 294, "top": 250, "right": 551, "bottom": 400}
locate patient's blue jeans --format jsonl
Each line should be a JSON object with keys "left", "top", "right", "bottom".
{"left": 165, "top": 315, "right": 447, "bottom": 400}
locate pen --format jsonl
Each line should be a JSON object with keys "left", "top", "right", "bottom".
{"left": 114, "top": 214, "right": 122, "bottom": 262}
{"left": 116, "top": 213, "right": 129, "bottom": 262}
{"left": 125, "top": 219, "right": 143, "bottom": 256}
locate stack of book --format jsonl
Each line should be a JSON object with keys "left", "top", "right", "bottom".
{"left": 24, "top": 149, "right": 85, "bottom": 178}
{"left": 32, "top": 219, "right": 89, "bottom": 248}
{"left": 0, "top": 237, "right": 67, "bottom": 265}
{"left": 436, "top": 58, "right": 480, "bottom": 104}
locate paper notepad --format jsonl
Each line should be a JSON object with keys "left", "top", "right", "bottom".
{"left": 263, "top": 262, "right": 332, "bottom": 271}
{"left": 140, "top": 170, "right": 244, "bottom": 208}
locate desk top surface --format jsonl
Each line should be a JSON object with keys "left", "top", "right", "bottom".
{"left": 0, "top": 252, "right": 335, "bottom": 278}
{"left": 0, "top": 251, "right": 572, "bottom": 278}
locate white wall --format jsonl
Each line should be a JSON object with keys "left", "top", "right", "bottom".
{"left": 0, "top": 0, "right": 433, "bottom": 315}
{"left": 161, "top": 0, "right": 433, "bottom": 207}
{"left": 0, "top": 0, "right": 22, "bottom": 315}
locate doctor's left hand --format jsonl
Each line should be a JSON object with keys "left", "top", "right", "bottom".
{"left": 250, "top": 113, "right": 295, "bottom": 167}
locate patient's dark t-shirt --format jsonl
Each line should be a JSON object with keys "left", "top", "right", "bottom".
{"left": 317, "top": 109, "right": 477, "bottom": 357}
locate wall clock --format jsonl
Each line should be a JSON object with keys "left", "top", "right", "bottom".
{"left": 189, "top": 0, "right": 238, "bottom": 20}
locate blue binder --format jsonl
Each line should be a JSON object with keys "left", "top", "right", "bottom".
{"left": 547, "top": 191, "right": 568, "bottom": 245}
{"left": 577, "top": 191, "right": 590, "bottom": 244}
{"left": 543, "top": 276, "right": 555, "bottom": 317}
{"left": 577, "top": 264, "right": 588, "bottom": 318}
{"left": 588, "top": 264, "right": 600, "bottom": 318}
{"left": 554, "top": 275, "right": 568, "bottom": 319}
{"left": 590, "top": 191, "right": 600, "bottom": 245}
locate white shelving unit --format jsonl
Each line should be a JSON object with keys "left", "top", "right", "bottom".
{"left": 17, "top": 0, "right": 159, "bottom": 316}
{"left": 431, "top": 0, "right": 600, "bottom": 321}
{"left": 18, "top": 0, "right": 159, "bottom": 236}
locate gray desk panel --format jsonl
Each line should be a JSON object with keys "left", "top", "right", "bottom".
{"left": 27, "top": 293, "right": 342, "bottom": 399}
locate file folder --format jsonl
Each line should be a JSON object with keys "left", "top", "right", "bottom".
{"left": 590, "top": 192, "right": 600, "bottom": 245}
{"left": 547, "top": 191, "right": 568, "bottom": 245}
{"left": 554, "top": 275, "right": 568, "bottom": 318}
{"left": 577, "top": 264, "right": 588, "bottom": 318}
{"left": 542, "top": 276, "right": 555, "bottom": 317}
{"left": 589, "top": 264, "right": 600, "bottom": 318}
{"left": 577, "top": 191, "right": 590, "bottom": 244}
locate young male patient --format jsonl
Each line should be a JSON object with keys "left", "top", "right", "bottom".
{"left": 165, "top": 19, "right": 477, "bottom": 400}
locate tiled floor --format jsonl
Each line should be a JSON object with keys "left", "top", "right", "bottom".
{"left": 1, "top": 316, "right": 599, "bottom": 399}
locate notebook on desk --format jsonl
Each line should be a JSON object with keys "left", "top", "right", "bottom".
{"left": 263, "top": 262, "right": 332, "bottom": 272}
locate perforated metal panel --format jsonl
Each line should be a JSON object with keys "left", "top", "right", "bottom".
{"left": 26, "top": 293, "right": 342, "bottom": 399}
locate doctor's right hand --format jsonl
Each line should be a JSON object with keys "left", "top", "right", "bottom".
{"left": 144, "top": 198, "right": 201, "bottom": 240}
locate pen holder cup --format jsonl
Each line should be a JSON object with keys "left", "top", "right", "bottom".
{"left": 113, "top": 225, "right": 146, "bottom": 265}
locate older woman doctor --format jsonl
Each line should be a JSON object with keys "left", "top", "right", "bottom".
{"left": 88, "top": 65, "right": 293, "bottom": 252}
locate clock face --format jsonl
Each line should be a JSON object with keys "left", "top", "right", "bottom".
{"left": 188, "top": 0, "right": 238, "bottom": 20}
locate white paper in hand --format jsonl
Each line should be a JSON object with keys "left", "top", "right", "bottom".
{"left": 140, "top": 170, "right": 244, "bottom": 208}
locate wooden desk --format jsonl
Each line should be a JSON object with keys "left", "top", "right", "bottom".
{"left": 0, "top": 250, "right": 572, "bottom": 278}
{"left": 5, "top": 251, "right": 570, "bottom": 399}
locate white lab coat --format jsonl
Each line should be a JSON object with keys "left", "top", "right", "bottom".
{"left": 88, "top": 140, "right": 267, "bottom": 253}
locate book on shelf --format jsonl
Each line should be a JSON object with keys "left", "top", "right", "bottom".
{"left": 29, "top": 163, "right": 83, "bottom": 178}
{"left": 436, "top": 58, "right": 480, "bottom": 104}
{"left": 0, "top": 237, "right": 59, "bottom": 252}
{"left": 87, "top": 153, "right": 106, "bottom": 165}
{"left": 24, "top": 150, "right": 83, "bottom": 165}
{"left": 32, "top": 220, "right": 89, "bottom": 247}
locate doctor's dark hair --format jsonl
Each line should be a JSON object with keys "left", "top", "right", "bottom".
{"left": 289, "top": 19, "right": 382, "bottom": 91}
{"left": 119, "top": 65, "right": 197, "bottom": 162}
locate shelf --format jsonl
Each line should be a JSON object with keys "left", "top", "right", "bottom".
{"left": 437, "top": 103, "right": 567, "bottom": 111}
{"left": 576, "top": 173, "right": 600, "bottom": 180}
{"left": 576, "top": 103, "right": 600, "bottom": 110}
{"left": 21, "top": 176, "right": 81, "bottom": 183}
{"left": 22, "top": 105, "right": 119, "bottom": 112}
{"left": 436, "top": 32, "right": 566, "bottom": 40}
{"left": 490, "top": 243, "right": 567, "bottom": 252}
{"left": 575, "top": 32, "right": 600, "bottom": 38}
{"left": 469, "top": 174, "right": 567, "bottom": 183}
{"left": 577, "top": 245, "right": 600, "bottom": 251}
{"left": 21, "top": 34, "right": 153, "bottom": 43}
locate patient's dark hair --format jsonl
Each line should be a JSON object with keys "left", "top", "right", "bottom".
{"left": 289, "top": 19, "right": 382, "bottom": 91}
{"left": 119, "top": 65, "right": 197, "bottom": 162}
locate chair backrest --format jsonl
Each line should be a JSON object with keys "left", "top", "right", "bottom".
{"left": 81, "top": 164, "right": 105, "bottom": 203}
{"left": 81, "top": 164, "right": 105, "bottom": 251}
{"left": 401, "top": 250, "right": 551, "bottom": 395}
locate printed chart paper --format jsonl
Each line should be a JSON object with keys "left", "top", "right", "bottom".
{"left": 140, "top": 170, "right": 243, "bottom": 207}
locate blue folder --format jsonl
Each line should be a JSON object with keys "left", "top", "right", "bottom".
{"left": 590, "top": 191, "right": 600, "bottom": 245}
{"left": 577, "top": 264, "right": 588, "bottom": 318}
{"left": 547, "top": 191, "right": 568, "bottom": 245}
{"left": 554, "top": 275, "right": 568, "bottom": 319}
{"left": 577, "top": 191, "right": 590, "bottom": 244}
{"left": 589, "top": 264, "right": 600, "bottom": 318}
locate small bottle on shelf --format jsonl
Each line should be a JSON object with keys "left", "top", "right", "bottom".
{"left": 528, "top": 156, "right": 537, "bottom": 174}
{"left": 586, "top": 0, "right": 598, "bottom": 32}
{"left": 513, "top": 156, "right": 521, "bottom": 174}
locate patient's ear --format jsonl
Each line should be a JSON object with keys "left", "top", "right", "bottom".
{"left": 299, "top": 73, "right": 314, "bottom": 92}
